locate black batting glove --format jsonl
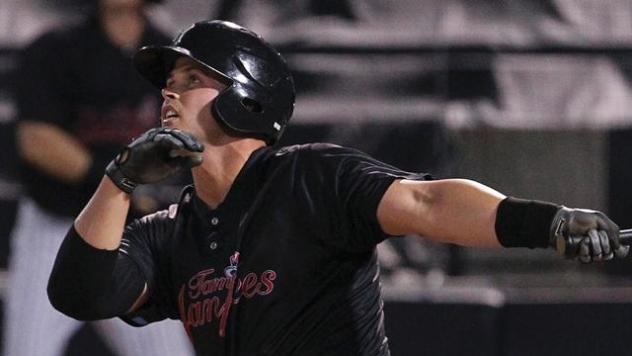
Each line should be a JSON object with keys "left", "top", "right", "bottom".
{"left": 549, "top": 207, "right": 629, "bottom": 263}
{"left": 105, "top": 128, "right": 204, "bottom": 193}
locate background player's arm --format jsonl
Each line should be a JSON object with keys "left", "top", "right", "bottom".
{"left": 17, "top": 121, "right": 92, "bottom": 183}
{"left": 377, "top": 179, "right": 504, "bottom": 247}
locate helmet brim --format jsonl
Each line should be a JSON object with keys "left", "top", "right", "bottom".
{"left": 133, "top": 45, "right": 232, "bottom": 89}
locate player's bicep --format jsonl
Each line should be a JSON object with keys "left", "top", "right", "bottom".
{"left": 377, "top": 179, "right": 433, "bottom": 236}
{"left": 379, "top": 178, "right": 505, "bottom": 246}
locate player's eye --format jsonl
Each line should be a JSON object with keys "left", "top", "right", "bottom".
{"left": 188, "top": 74, "right": 201, "bottom": 88}
{"left": 165, "top": 78, "right": 175, "bottom": 90}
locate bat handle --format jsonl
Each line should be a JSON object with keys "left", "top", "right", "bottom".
{"left": 620, "top": 228, "right": 632, "bottom": 246}
{"left": 559, "top": 228, "right": 632, "bottom": 258}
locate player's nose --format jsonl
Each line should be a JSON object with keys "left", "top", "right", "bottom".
{"left": 161, "top": 88, "right": 180, "bottom": 100}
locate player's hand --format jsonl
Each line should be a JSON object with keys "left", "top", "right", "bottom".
{"left": 105, "top": 128, "right": 203, "bottom": 193}
{"left": 549, "top": 207, "right": 629, "bottom": 263}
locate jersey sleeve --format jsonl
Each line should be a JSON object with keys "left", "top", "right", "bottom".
{"left": 117, "top": 208, "right": 178, "bottom": 326}
{"left": 17, "top": 31, "right": 72, "bottom": 126}
{"left": 305, "top": 143, "right": 431, "bottom": 253}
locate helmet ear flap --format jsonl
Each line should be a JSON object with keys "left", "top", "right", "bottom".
{"left": 241, "top": 97, "right": 264, "bottom": 114}
{"left": 211, "top": 86, "right": 271, "bottom": 142}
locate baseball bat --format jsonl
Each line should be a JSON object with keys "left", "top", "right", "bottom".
{"left": 620, "top": 228, "right": 632, "bottom": 245}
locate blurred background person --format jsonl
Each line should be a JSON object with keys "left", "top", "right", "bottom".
{"left": 3, "top": 0, "right": 194, "bottom": 355}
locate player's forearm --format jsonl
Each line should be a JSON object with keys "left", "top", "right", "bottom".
{"left": 75, "top": 176, "right": 131, "bottom": 250}
{"left": 17, "top": 121, "right": 92, "bottom": 184}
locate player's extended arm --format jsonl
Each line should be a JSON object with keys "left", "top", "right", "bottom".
{"left": 48, "top": 127, "right": 204, "bottom": 320}
{"left": 17, "top": 121, "right": 92, "bottom": 183}
{"left": 377, "top": 178, "right": 629, "bottom": 262}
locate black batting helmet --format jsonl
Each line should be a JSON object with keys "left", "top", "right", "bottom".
{"left": 133, "top": 20, "right": 295, "bottom": 144}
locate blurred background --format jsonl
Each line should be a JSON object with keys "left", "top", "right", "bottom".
{"left": 3, "top": 0, "right": 632, "bottom": 355}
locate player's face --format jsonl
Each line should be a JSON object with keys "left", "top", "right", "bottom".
{"left": 160, "top": 57, "right": 228, "bottom": 141}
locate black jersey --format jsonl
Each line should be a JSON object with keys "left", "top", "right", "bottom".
{"left": 120, "top": 143, "right": 430, "bottom": 356}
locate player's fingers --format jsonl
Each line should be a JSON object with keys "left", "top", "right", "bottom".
{"left": 143, "top": 127, "right": 162, "bottom": 139}
{"left": 166, "top": 129, "right": 204, "bottom": 152}
{"left": 610, "top": 227, "right": 622, "bottom": 250}
{"left": 598, "top": 230, "right": 613, "bottom": 260}
{"left": 588, "top": 229, "right": 603, "bottom": 262}
{"left": 579, "top": 238, "right": 592, "bottom": 263}
{"left": 171, "top": 154, "right": 203, "bottom": 169}
{"left": 614, "top": 245, "right": 630, "bottom": 259}
{"left": 154, "top": 132, "right": 186, "bottom": 150}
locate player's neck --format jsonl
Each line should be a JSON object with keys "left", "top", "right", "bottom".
{"left": 191, "top": 139, "right": 265, "bottom": 209}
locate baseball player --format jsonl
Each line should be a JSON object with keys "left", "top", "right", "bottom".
{"left": 47, "top": 20, "right": 629, "bottom": 355}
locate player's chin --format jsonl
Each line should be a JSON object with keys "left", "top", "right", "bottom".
{"left": 161, "top": 118, "right": 176, "bottom": 128}
{"left": 163, "top": 120, "right": 191, "bottom": 133}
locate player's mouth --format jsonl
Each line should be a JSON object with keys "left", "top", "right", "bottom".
{"left": 162, "top": 108, "right": 179, "bottom": 127}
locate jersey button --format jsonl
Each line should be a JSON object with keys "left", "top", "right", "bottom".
{"left": 211, "top": 217, "right": 219, "bottom": 226}
{"left": 209, "top": 241, "right": 219, "bottom": 250}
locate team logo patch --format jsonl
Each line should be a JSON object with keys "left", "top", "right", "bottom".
{"left": 178, "top": 251, "right": 277, "bottom": 338}
{"left": 224, "top": 251, "right": 239, "bottom": 277}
